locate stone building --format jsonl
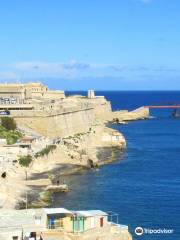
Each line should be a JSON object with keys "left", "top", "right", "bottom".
{"left": 0, "top": 82, "right": 65, "bottom": 104}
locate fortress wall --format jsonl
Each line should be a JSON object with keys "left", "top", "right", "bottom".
{"left": 93, "top": 101, "right": 112, "bottom": 120}
{"left": 42, "top": 91, "right": 65, "bottom": 99}
{"left": 14, "top": 108, "right": 95, "bottom": 139}
{"left": 9, "top": 96, "right": 113, "bottom": 139}
{"left": 77, "top": 97, "right": 112, "bottom": 121}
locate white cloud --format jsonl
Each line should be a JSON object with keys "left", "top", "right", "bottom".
{"left": 13, "top": 60, "right": 90, "bottom": 71}
{"left": 1, "top": 61, "right": 178, "bottom": 82}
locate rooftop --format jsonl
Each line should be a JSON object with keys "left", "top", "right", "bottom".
{"left": 44, "top": 208, "right": 73, "bottom": 215}
{"left": 76, "top": 210, "right": 108, "bottom": 217}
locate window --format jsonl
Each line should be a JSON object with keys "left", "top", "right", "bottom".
{"left": 34, "top": 215, "right": 41, "bottom": 225}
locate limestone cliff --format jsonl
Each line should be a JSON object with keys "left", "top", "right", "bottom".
{"left": 31, "top": 126, "right": 126, "bottom": 173}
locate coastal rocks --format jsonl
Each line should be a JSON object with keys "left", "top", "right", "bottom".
{"left": 45, "top": 183, "right": 69, "bottom": 192}
{"left": 31, "top": 126, "right": 126, "bottom": 173}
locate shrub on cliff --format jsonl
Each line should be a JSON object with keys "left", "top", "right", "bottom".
{"left": 6, "top": 130, "right": 23, "bottom": 145}
{"left": 0, "top": 125, "right": 23, "bottom": 144}
{"left": 35, "top": 145, "right": 57, "bottom": 158}
{"left": 18, "top": 155, "right": 32, "bottom": 167}
{"left": 1, "top": 117, "right": 17, "bottom": 130}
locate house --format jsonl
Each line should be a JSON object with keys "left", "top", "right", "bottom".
{"left": 0, "top": 208, "right": 129, "bottom": 240}
{"left": 20, "top": 136, "right": 36, "bottom": 144}
{"left": 17, "top": 136, "right": 36, "bottom": 150}
{"left": 0, "top": 208, "right": 46, "bottom": 240}
{"left": 74, "top": 210, "right": 108, "bottom": 232}
{"left": 45, "top": 209, "right": 109, "bottom": 233}
{"left": 44, "top": 208, "right": 73, "bottom": 232}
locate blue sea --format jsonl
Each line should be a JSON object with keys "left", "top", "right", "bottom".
{"left": 52, "top": 91, "right": 180, "bottom": 240}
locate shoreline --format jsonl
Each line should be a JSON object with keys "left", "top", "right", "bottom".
{"left": 18, "top": 145, "right": 125, "bottom": 209}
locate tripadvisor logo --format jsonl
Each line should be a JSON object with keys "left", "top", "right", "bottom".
{"left": 135, "top": 226, "right": 174, "bottom": 236}
{"left": 135, "top": 227, "right": 143, "bottom": 236}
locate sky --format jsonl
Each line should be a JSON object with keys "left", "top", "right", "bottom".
{"left": 0, "top": 0, "right": 180, "bottom": 90}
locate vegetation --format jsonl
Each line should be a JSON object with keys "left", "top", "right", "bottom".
{"left": 1, "top": 117, "right": 17, "bottom": 130}
{"left": 0, "top": 124, "right": 23, "bottom": 145}
{"left": 35, "top": 145, "right": 57, "bottom": 158}
{"left": 18, "top": 155, "right": 32, "bottom": 167}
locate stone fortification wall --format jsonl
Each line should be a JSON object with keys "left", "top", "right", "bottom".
{"left": 10, "top": 96, "right": 112, "bottom": 139}
{"left": 14, "top": 107, "right": 95, "bottom": 139}
{"left": 42, "top": 90, "right": 65, "bottom": 99}
{"left": 93, "top": 99, "right": 112, "bottom": 120}
{"left": 71, "top": 96, "right": 112, "bottom": 121}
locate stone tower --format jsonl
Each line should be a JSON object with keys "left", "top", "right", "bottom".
{"left": 88, "top": 90, "right": 95, "bottom": 99}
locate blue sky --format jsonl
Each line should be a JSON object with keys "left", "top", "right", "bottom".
{"left": 0, "top": 0, "right": 180, "bottom": 90}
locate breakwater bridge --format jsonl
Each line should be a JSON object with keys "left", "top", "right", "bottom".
{"left": 144, "top": 105, "right": 180, "bottom": 117}
{"left": 144, "top": 105, "right": 180, "bottom": 109}
{"left": 144, "top": 104, "right": 180, "bottom": 109}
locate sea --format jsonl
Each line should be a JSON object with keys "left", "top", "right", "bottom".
{"left": 52, "top": 91, "right": 180, "bottom": 240}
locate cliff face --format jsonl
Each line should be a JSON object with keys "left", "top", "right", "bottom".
{"left": 31, "top": 126, "right": 126, "bottom": 172}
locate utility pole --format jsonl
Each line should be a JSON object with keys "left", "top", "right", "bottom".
{"left": 25, "top": 169, "right": 27, "bottom": 180}
{"left": 21, "top": 227, "right": 24, "bottom": 240}
{"left": 26, "top": 191, "right": 28, "bottom": 210}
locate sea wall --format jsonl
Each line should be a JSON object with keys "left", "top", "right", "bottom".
{"left": 112, "top": 107, "right": 149, "bottom": 122}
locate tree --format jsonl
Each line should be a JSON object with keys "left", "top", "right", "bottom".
{"left": 18, "top": 155, "right": 32, "bottom": 167}
{"left": 1, "top": 117, "right": 17, "bottom": 130}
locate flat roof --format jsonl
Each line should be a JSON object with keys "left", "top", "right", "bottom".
{"left": 44, "top": 208, "right": 73, "bottom": 215}
{"left": 76, "top": 210, "right": 108, "bottom": 217}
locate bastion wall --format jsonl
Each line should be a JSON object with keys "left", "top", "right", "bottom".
{"left": 13, "top": 108, "right": 96, "bottom": 139}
